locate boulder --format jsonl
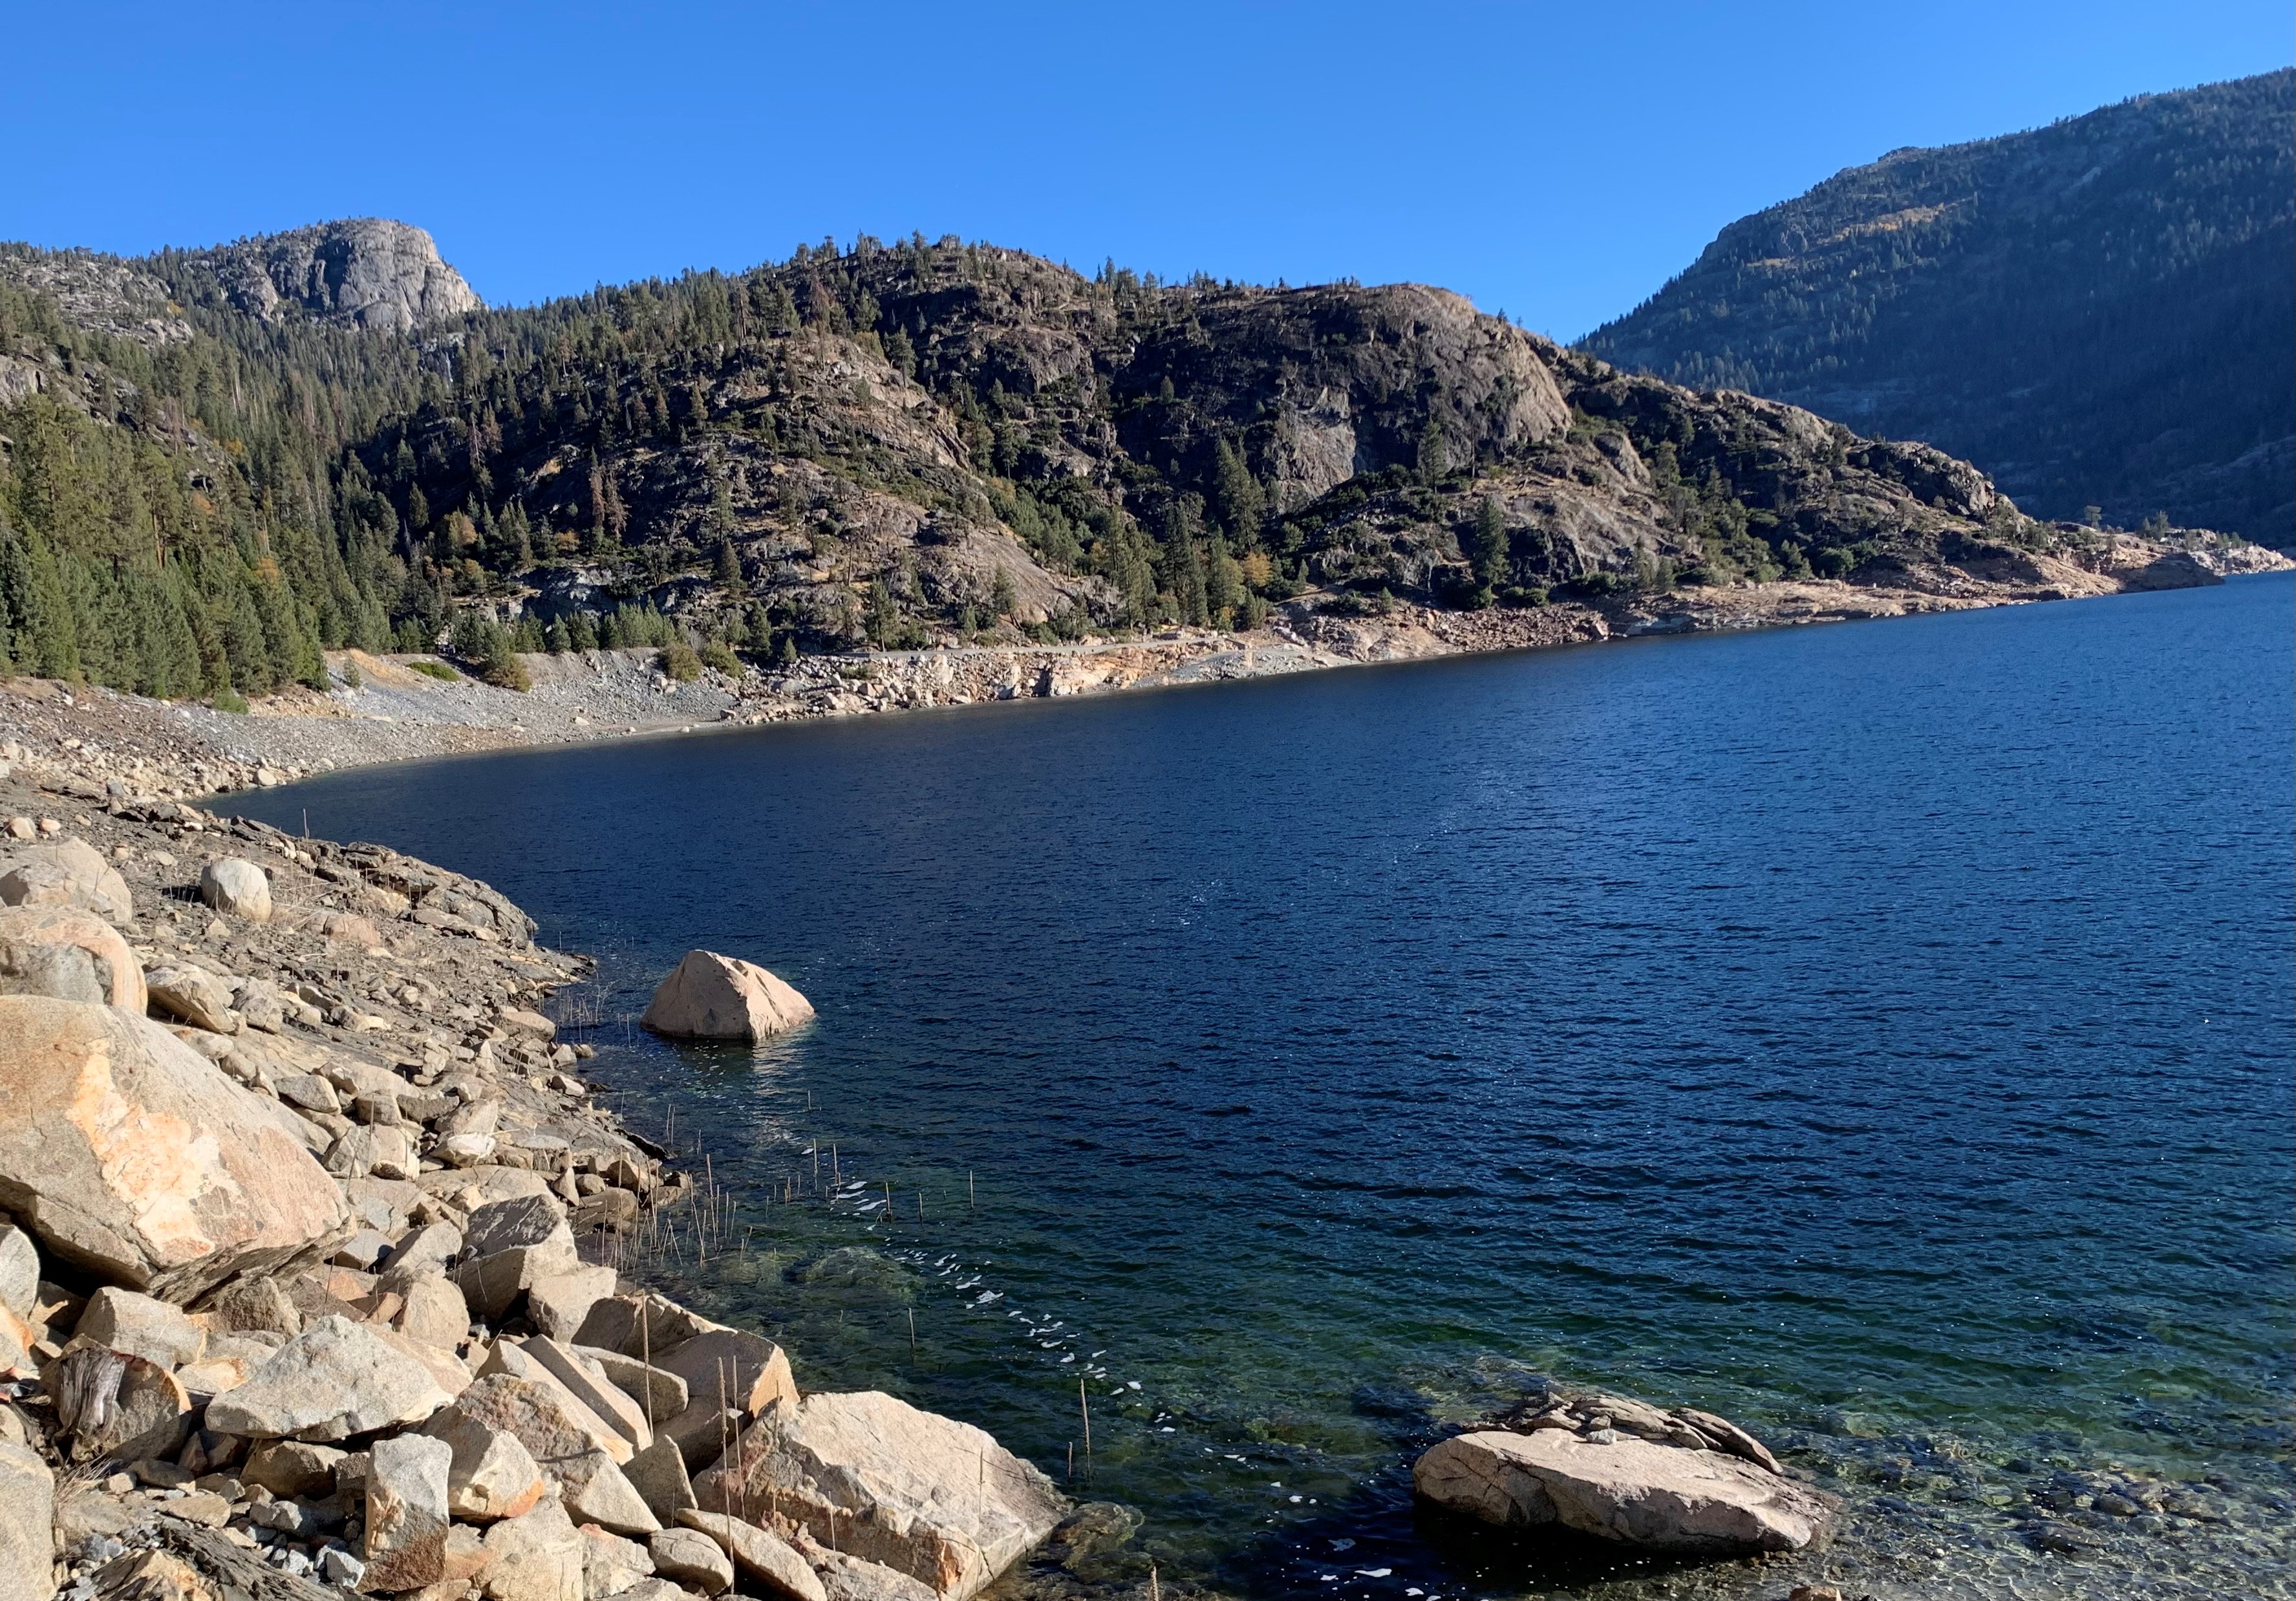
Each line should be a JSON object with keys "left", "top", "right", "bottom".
{"left": 457, "top": 1196, "right": 580, "bottom": 1321}
{"left": 0, "top": 1227, "right": 37, "bottom": 1319}
{"left": 801, "top": 1543, "right": 939, "bottom": 1601}
{"left": 676, "top": 1512, "right": 825, "bottom": 1601}
{"left": 430, "top": 1411, "right": 548, "bottom": 1523}
{"left": 206, "top": 1276, "right": 303, "bottom": 1337}
{"left": 432, "top": 1371, "right": 632, "bottom": 1476}
{"left": 143, "top": 965, "right": 239, "bottom": 1035}
{"left": 0, "top": 1440, "right": 53, "bottom": 1601}
{"left": 527, "top": 1267, "right": 617, "bottom": 1344}
{"left": 0, "top": 838, "right": 132, "bottom": 923}
{"left": 240, "top": 1439, "right": 346, "bottom": 1498}
{"left": 578, "top": 1348, "right": 689, "bottom": 1426}
{"left": 480, "top": 1498, "right": 584, "bottom": 1601}
{"left": 473, "top": 1346, "right": 636, "bottom": 1463}
{"left": 78, "top": 1286, "right": 206, "bottom": 1368}
{"left": 206, "top": 1315, "right": 454, "bottom": 1441}
{"left": 198, "top": 858, "right": 272, "bottom": 923}
{"left": 647, "top": 1527, "right": 731, "bottom": 1595}
{"left": 694, "top": 1392, "right": 1067, "bottom": 1601}
{"left": 1411, "top": 1428, "right": 1835, "bottom": 1556}
{"left": 0, "top": 906, "right": 145, "bottom": 1013}
{"left": 654, "top": 1329, "right": 796, "bottom": 1459}
{"left": 514, "top": 1337, "right": 650, "bottom": 1451}
{"left": 557, "top": 1448, "right": 661, "bottom": 1537}
{"left": 365, "top": 1432, "right": 455, "bottom": 1591}
{"left": 624, "top": 1436, "right": 698, "bottom": 1526}
{"left": 579, "top": 1525, "right": 655, "bottom": 1600}
{"left": 640, "top": 951, "right": 813, "bottom": 1042}
{"left": 394, "top": 1275, "right": 473, "bottom": 1350}
{"left": 0, "top": 997, "right": 350, "bottom": 1300}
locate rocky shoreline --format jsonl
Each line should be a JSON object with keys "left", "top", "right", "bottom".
{"left": 1, "top": 539, "right": 2284, "bottom": 804}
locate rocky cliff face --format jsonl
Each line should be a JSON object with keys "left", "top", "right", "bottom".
{"left": 171, "top": 219, "right": 482, "bottom": 331}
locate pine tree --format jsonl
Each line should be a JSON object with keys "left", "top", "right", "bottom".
{"left": 1210, "top": 440, "right": 1265, "bottom": 544}
{"left": 713, "top": 539, "right": 741, "bottom": 591}
{"left": 1468, "top": 496, "right": 1509, "bottom": 603}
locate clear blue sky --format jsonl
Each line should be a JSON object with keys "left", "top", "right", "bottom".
{"left": 8, "top": 1, "right": 2288, "bottom": 340}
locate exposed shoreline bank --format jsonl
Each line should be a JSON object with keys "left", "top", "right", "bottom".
{"left": 1, "top": 543, "right": 2286, "bottom": 804}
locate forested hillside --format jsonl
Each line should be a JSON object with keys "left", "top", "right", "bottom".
{"left": 0, "top": 215, "right": 2197, "bottom": 702}
{"left": 1582, "top": 70, "right": 2295, "bottom": 543}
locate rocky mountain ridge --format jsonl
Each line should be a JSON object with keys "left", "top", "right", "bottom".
{"left": 1582, "top": 70, "right": 2295, "bottom": 543}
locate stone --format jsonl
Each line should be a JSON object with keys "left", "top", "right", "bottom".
{"left": 801, "top": 1545, "right": 938, "bottom": 1601}
{"left": 275, "top": 1074, "right": 343, "bottom": 1114}
{"left": 654, "top": 1329, "right": 796, "bottom": 1444}
{"left": 457, "top": 1196, "right": 579, "bottom": 1321}
{"left": 675, "top": 1512, "right": 825, "bottom": 1601}
{"left": 1673, "top": 1407, "right": 1785, "bottom": 1475}
{"left": 515, "top": 1338, "right": 650, "bottom": 1450}
{"left": 578, "top": 1525, "right": 655, "bottom": 1599}
{"left": 382, "top": 1223, "right": 464, "bottom": 1279}
{"left": 164, "top": 1490, "right": 233, "bottom": 1526}
{"left": 87, "top": 1550, "right": 206, "bottom": 1601}
{"left": 0, "top": 1228, "right": 36, "bottom": 1319}
{"left": 1410, "top": 1429, "right": 1835, "bottom": 1556}
{"left": 645, "top": 1528, "right": 731, "bottom": 1595}
{"left": 144, "top": 965, "right": 241, "bottom": 1035}
{"left": 575, "top": 1349, "right": 688, "bottom": 1428}
{"left": 0, "top": 906, "right": 145, "bottom": 1014}
{"left": 0, "top": 1440, "right": 53, "bottom": 1601}
{"left": 80, "top": 1285, "right": 208, "bottom": 1366}
{"left": 557, "top": 1448, "right": 660, "bottom": 1537}
{"left": 526, "top": 1269, "right": 617, "bottom": 1346}
{"left": 394, "top": 1276, "right": 473, "bottom": 1351}
{"left": 172, "top": 1356, "right": 253, "bottom": 1398}
{"left": 639, "top": 951, "right": 813, "bottom": 1042}
{"left": 241, "top": 1439, "right": 347, "bottom": 1498}
{"left": 0, "top": 838, "right": 132, "bottom": 923}
{"left": 325, "top": 1126, "right": 417, "bottom": 1183}
{"left": 427, "top": 1411, "right": 548, "bottom": 1523}
{"left": 0, "top": 998, "right": 351, "bottom": 1300}
{"left": 431, "top": 1372, "right": 632, "bottom": 1479}
{"left": 498, "top": 1009, "right": 556, "bottom": 1040}
{"left": 206, "top": 1276, "right": 303, "bottom": 1337}
{"left": 199, "top": 859, "right": 272, "bottom": 923}
{"left": 480, "top": 1498, "right": 584, "bottom": 1601}
{"left": 693, "top": 1392, "right": 1066, "bottom": 1601}
{"left": 206, "top": 1315, "right": 454, "bottom": 1441}
{"left": 365, "top": 1433, "right": 455, "bottom": 1591}
{"left": 331, "top": 1228, "right": 392, "bottom": 1270}
{"left": 623, "top": 1437, "right": 696, "bottom": 1527}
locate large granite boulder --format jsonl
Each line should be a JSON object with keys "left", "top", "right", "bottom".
{"left": 206, "top": 1316, "right": 454, "bottom": 1441}
{"left": 0, "top": 837, "right": 132, "bottom": 923}
{"left": 198, "top": 858, "right": 272, "bottom": 923}
{"left": 0, "top": 905, "right": 145, "bottom": 1013}
{"left": 0, "top": 996, "right": 350, "bottom": 1300}
{"left": 0, "top": 1441, "right": 54, "bottom": 1601}
{"left": 641, "top": 951, "right": 813, "bottom": 1042}
{"left": 1412, "top": 1427, "right": 1835, "bottom": 1556}
{"left": 693, "top": 1391, "right": 1066, "bottom": 1601}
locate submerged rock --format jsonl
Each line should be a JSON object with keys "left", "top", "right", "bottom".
{"left": 641, "top": 951, "right": 814, "bottom": 1041}
{"left": 1413, "top": 1425, "right": 1836, "bottom": 1556}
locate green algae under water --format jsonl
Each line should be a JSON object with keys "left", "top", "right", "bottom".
{"left": 242, "top": 577, "right": 2296, "bottom": 1601}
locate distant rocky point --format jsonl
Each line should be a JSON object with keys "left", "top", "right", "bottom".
{"left": 164, "top": 217, "right": 482, "bottom": 332}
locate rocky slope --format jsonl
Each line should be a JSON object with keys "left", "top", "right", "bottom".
{"left": 1582, "top": 70, "right": 2295, "bottom": 543}
{"left": 8, "top": 215, "right": 2279, "bottom": 713}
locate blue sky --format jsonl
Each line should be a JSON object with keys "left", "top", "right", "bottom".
{"left": 7, "top": 1, "right": 2288, "bottom": 340}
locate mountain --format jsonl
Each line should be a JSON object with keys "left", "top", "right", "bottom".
{"left": 0, "top": 220, "right": 2246, "bottom": 702}
{"left": 1581, "top": 70, "right": 2295, "bottom": 544}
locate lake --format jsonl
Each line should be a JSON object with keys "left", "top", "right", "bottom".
{"left": 239, "top": 577, "right": 2296, "bottom": 1601}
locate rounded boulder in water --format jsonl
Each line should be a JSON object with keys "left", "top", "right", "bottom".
{"left": 640, "top": 950, "right": 813, "bottom": 1041}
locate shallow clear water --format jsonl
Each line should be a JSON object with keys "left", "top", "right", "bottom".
{"left": 241, "top": 578, "right": 2296, "bottom": 1600}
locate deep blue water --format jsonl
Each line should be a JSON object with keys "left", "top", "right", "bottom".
{"left": 241, "top": 578, "right": 2296, "bottom": 1600}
